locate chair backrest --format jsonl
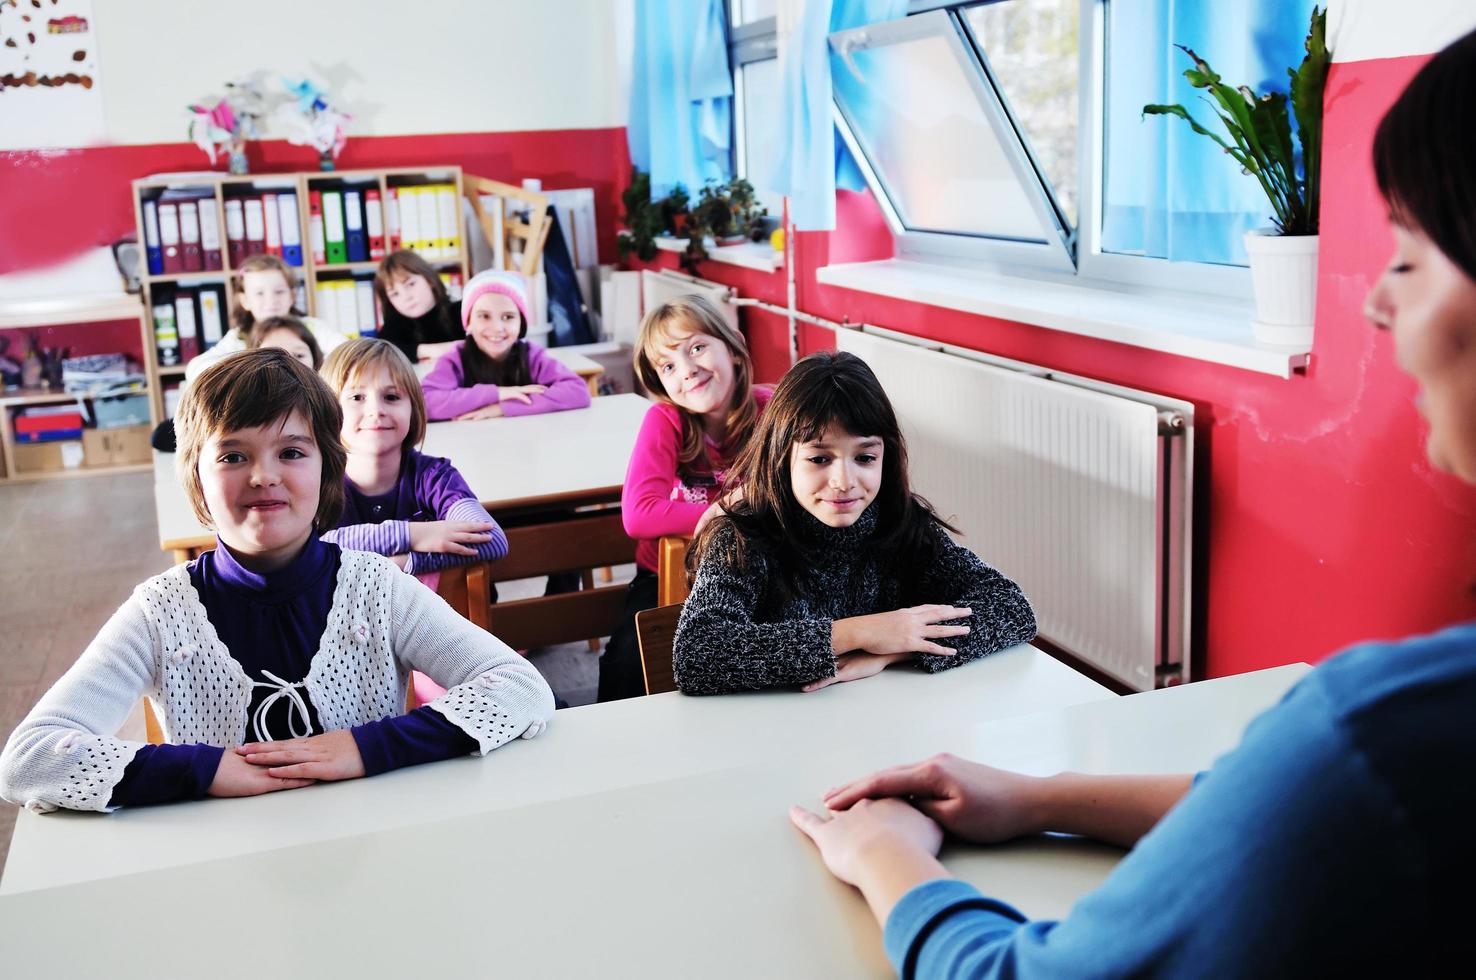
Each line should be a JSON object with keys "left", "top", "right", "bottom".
{"left": 143, "top": 699, "right": 165, "bottom": 744}
{"left": 463, "top": 174, "right": 551, "bottom": 278}
{"left": 657, "top": 535, "right": 692, "bottom": 606}
{"left": 635, "top": 602, "right": 684, "bottom": 696}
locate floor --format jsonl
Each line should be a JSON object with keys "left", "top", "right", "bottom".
{"left": 0, "top": 470, "right": 621, "bottom": 879}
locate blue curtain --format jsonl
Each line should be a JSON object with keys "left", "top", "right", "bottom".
{"left": 627, "top": 0, "right": 733, "bottom": 199}
{"left": 764, "top": 0, "right": 907, "bottom": 231}
{"left": 1100, "top": 0, "right": 1318, "bottom": 266}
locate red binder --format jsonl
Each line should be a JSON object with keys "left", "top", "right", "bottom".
{"left": 224, "top": 198, "right": 247, "bottom": 267}
{"left": 177, "top": 197, "right": 203, "bottom": 272}
{"left": 308, "top": 191, "right": 326, "bottom": 264}
{"left": 158, "top": 203, "right": 183, "bottom": 273}
{"left": 385, "top": 187, "right": 401, "bottom": 252}
{"left": 365, "top": 189, "right": 385, "bottom": 259}
{"left": 197, "top": 200, "right": 223, "bottom": 270}
{"left": 262, "top": 193, "right": 282, "bottom": 257}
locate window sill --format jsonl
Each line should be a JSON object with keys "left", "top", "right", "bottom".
{"left": 815, "top": 259, "right": 1311, "bottom": 379}
{"left": 653, "top": 236, "right": 783, "bottom": 273}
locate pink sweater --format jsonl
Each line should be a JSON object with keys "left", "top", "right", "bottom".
{"left": 622, "top": 387, "right": 773, "bottom": 573}
{"left": 421, "top": 340, "right": 592, "bottom": 421}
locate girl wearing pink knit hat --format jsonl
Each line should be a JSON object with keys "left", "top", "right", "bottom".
{"left": 420, "top": 270, "right": 592, "bottom": 421}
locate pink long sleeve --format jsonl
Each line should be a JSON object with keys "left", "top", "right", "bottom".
{"left": 623, "top": 404, "right": 710, "bottom": 570}
{"left": 421, "top": 343, "right": 500, "bottom": 421}
{"left": 499, "top": 343, "right": 593, "bottom": 418}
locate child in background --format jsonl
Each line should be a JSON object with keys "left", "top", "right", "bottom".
{"left": 421, "top": 270, "right": 591, "bottom": 421}
{"left": 249, "top": 315, "right": 323, "bottom": 370}
{"left": 0, "top": 349, "right": 553, "bottom": 813}
{"left": 375, "top": 250, "right": 463, "bottom": 363}
{"left": 597, "top": 295, "right": 771, "bottom": 702}
{"left": 185, "top": 255, "right": 349, "bottom": 382}
{"left": 319, "top": 338, "right": 508, "bottom": 576}
{"left": 672, "top": 350, "right": 1036, "bottom": 695}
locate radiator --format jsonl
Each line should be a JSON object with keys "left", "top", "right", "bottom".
{"left": 837, "top": 328, "right": 1193, "bottom": 691}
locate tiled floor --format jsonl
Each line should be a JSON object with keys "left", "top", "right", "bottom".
{"left": 0, "top": 470, "right": 621, "bottom": 879}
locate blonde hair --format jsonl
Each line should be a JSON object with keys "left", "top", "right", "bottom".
{"left": 231, "top": 254, "right": 302, "bottom": 335}
{"left": 176, "top": 348, "right": 346, "bottom": 531}
{"left": 634, "top": 294, "right": 758, "bottom": 470}
{"left": 320, "top": 338, "right": 428, "bottom": 452}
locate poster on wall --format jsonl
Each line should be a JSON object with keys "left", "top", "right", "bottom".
{"left": 0, "top": 0, "right": 106, "bottom": 150}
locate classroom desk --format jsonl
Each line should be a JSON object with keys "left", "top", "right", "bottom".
{"left": 0, "top": 654, "right": 1309, "bottom": 977}
{"left": 412, "top": 345, "right": 604, "bottom": 397}
{"left": 153, "top": 392, "right": 650, "bottom": 647}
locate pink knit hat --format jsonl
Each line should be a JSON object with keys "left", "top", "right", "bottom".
{"left": 461, "top": 269, "right": 530, "bottom": 329}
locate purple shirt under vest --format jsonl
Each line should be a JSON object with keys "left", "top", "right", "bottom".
{"left": 420, "top": 339, "right": 592, "bottom": 421}
{"left": 321, "top": 449, "right": 509, "bottom": 575}
{"left": 108, "top": 537, "right": 476, "bottom": 808}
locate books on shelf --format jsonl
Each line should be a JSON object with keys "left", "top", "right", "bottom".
{"left": 150, "top": 284, "right": 227, "bottom": 367}
{"left": 315, "top": 276, "right": 379, "bottom": 336}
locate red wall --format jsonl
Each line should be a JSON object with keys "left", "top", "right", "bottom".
{"left": 0, "top": 127, "right": 630, "bottom": 274}
{"left": 637, "top": 53, "right": 1476, "bottom": 680}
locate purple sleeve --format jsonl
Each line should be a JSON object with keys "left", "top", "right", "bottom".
{"left": 349, "top": 706, "right": 478, "bottom": 775}
{"left": 499, "top": 344, "right": 593, "bottom": 418}
{"left": 421, "top": 343, "right": 501, "bottom": 421}
{"left": 405, "top": 498, "right": 509, "bottom": 574}
{"left": 107, "top": 742, "right": 226, "bottom": 807}
{"left": 320, "top": 519, "right": 411, "bottom": 556}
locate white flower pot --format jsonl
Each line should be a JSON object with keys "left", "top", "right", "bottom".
{"left": 1244, "top": 229, "right": 1319, "bottom": 347}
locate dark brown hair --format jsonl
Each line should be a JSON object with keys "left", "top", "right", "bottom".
{"left": 688, "top": 350, "right": 955, "bottom": 600}
{"left": 248, "top": 315, "right": 323, "bottom": 370}
{"left": 460, "top": 294, "right": 532, "bottom": 387}
{"left": 1373, "top": 27, "right": 1476, "bottom": 281}
{"left": 374, "top": 249, "right": 457, "bottom": 343}
{"left": 176, "top": 348, "right": 346, "bottom": 531}
{"left": 230, "top": 254, "right": 305, "bottom": 337}
{"left": 320, "top": 338, "right": 428, "bottom": 453}
{"left": 634, "top": 294, "right": 758, "bottom": 472}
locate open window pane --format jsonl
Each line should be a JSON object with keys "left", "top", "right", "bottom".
{"left": 735, "top": 0, "right": 777, "bottom": 26}
{"left": 738, "top": 57, "right": 784, "bottom": 216}
{"left": 963, "top": 0, "right": 1079, "bottom": 228}
{"left": 830, "top": 12, "right": 1067, "bottom": 258}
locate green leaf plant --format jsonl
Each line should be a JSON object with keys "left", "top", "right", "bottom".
{"left": 1143, "top": 6, "right": 1329, "bottom": 236}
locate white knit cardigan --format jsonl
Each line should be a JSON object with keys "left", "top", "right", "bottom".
{"left": 0, "top": 550, "right": 555, "bottom": 813}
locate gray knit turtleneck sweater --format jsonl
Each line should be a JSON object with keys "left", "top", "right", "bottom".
{"left": 671, "top": 503, "right": 1037, "bottom": 695}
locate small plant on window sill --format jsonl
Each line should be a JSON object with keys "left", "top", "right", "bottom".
{"left": 617, "top": 168, "right": 691, "bottom": 263}
{"left": 1143, "top": 6, "right": 1330, "bottom": 347}
{"left": 679, "top": 177, "right": 770, "bottom": 274}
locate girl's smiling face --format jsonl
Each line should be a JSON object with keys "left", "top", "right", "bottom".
{"left": 383, "top": 272, "right": 438, "bottom": 319}
{"left": 197, "top": 410, "right": 321, "bottom": 572}
{"left": 1366, "top": 221, "right": 1476, "bottom": 481}
{"left": 789, "top": 427, "right": 884, "bottom": 528}
{"left": 467, "top": 292, "right": 523, "bottom": 361}
{"left": 337, "top": 365, "right": 414, "bottom": 458}
{"left": 239, "top": 270, "right": 295, "bottom": 321}
{"left": 652, "top": 327, "right": 737, "bottom": 420}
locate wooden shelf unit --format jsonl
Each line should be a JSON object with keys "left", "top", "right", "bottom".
{"left": 131, "top": 166, "right": 471, "bottom": 419}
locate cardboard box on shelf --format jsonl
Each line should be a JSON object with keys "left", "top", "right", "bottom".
{"left": 14, "top": 440, "right": 83, "bottom": 473}
{"left": 82, "top": 424, "right": 151, "bottom": 467}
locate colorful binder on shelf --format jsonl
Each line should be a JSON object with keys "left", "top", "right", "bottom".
{"left": 417, "top": 187, "right": 441, "bottom": 260}
{"left": 344, "top": 188, "right": 368, "bottom": 262}
{"left": 384, "top": 187, "right": 401, "bottom": 252}
{"left": 308, "top": 191, "right": 326, "bottom": 265}
{"left": 157, "top": 202, "right": 182, "bottom": 274}
{"left": 354, "top": 278, "right": 375, "bottom": 336}
{"left": 365, "top": 189, "right": 385, "bottom": 259}
{"left": 436, "top": 184, "right": 460, "bottom": 256}
{"left": 197, "top": 200, "right": 222, "bottom": 270}
{"left": 243, "top": 198, "right": 267, "bottom": 257}
{"left": 322, "top": 190, "right": 347, "bottom": 265}
{"left": 177, "top": 198, "right": 203, "bottom": 272}
{"left": 197, "top": 285, "right": 226, "bottom": 348}
{"left": 174, "top": 290, "right": 200, "bottom": 363}
{"left": 397, "top": 187, "right": 421, "bottom": 258}
{"left": 153, "top": 300, "right": 180, "bottom": 366}
{"left": 142, "top": 200, "right": 164, "bottom": 275}
{"left": 224, "top": 199, "right": 247, "bottom": 267}
{"left": 262, "top": 193, "right": 282, "bottom": 257}
{"left": 278, "top": 192, "right": 303, "bottom": 266}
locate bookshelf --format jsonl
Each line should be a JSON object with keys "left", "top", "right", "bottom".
{"left": 131, "top": 166, "right": 470, "bottom": 420}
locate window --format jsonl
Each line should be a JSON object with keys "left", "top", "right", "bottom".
{"left": 728, "top": 7, "right": 782, "bottom": 216}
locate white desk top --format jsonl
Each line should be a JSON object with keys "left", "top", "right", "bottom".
{"left": 0, "top": 660, "right": 1308, "bottom": 977}
{"left": 155, "top": 391, "right": 650, "bottom": 548}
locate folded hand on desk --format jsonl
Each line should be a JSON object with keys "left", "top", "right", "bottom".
{"left": 823, "top": 753, "right": 1043, "bottom": 844}
{"left": 409, "top": 519, "right": 496, "bottom": 556}
{"left": 235, "top": 729, "right": 366, "bottom": 782}
{"left": 801, "top": 651, "right": 911, "bottom": 693}
{"left": 208, "top": 750, "right": 317, "bottom": 798}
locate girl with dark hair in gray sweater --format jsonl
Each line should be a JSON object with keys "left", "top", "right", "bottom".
{"left": 672, "top": 351, "right": 1036, "bottom": 696}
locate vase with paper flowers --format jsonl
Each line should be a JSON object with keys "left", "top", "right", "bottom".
{"left": 186, "top": 74, "right": 270, "bottom": 175}
{"left": 275, "top": 77, "right": 352, "bottom": 170}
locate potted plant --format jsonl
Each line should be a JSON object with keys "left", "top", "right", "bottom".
{"left": 618, "top": 169, "right": 691, "bottom": 263}
{"left": 1144, "top": 6, "right": 1329, "bottom": 347}
{"left": 679, "top": 177, "right": 770, "bottom": 272}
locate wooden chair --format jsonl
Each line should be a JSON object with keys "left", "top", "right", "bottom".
{"left": 143, "top": 699, "right": 165, "bottom": 744}
{"left": 463, "top": 174, "right": 552, "bottom": 277}
{"left": 657, "top": 535, "right": 692, "bottom": 606}
{"left": 635, "top": 602, "right": 684, "bottom": 696}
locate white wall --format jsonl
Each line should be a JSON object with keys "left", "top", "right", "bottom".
{"left": 90, "top": 0, "right": 630, "bottom": 144}
{"left": 1329, "top": 0, "right": 1476, "bottom": 62}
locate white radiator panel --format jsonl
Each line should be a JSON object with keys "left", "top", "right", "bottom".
{"left": 837, "top": 329, "right": 1179, "bottom": 690}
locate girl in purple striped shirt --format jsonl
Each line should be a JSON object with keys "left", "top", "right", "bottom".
{"left": 320, "top": 338, "right": 508, "bottom": 575}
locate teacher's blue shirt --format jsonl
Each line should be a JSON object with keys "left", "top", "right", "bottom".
{"left": 884, "top": 621, "right": 1476, "bottom": 978}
